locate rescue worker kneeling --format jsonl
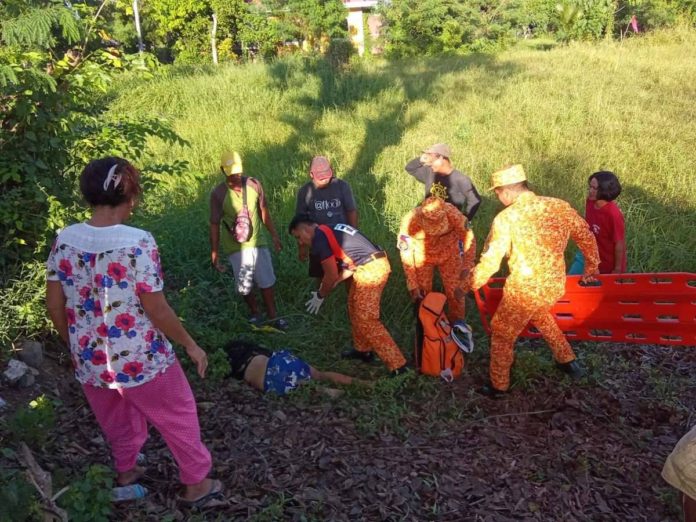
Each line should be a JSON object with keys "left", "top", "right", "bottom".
{"left": 467, "top": 165, "right": 600, "bottom": 396}
{"left": 289, "top": 215, "right": 408, "bottom": 376}
{"left": 398, "top": 196, "right": 476, "bottom": 322}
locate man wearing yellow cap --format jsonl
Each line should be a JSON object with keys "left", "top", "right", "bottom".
{"left": 467, "top": 165, "right": 600, "bottom": 396}
{"left": 397, "top": 196, "right": 476, "bottom": 322}
{"left": 210, "top": 152, "right": 287, "bottom": 330}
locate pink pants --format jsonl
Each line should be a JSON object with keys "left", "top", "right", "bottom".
{"left": 82, "top": 361, "right": 211, "bottom": 485}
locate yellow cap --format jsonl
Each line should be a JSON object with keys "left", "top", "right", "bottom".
{"left": 221, "top": 151, "right": 243, "bottom": 175}
{"left": 489, "top": 164, "right": 526, "bottom": 190}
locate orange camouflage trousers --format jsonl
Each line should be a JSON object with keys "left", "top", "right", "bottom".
{"left": 489, "top": 291, "right": 576, "bottom": 391}
{"left": 348, "top": 257, "right": 407, "bottom": 371}
{"left": 413, "top": 254, "right": 469, "bottom": 322}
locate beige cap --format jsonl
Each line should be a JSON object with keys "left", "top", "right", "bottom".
{"left": 423, "top": 143, "right": 452, "bottom": 159}
{"left": 489, "top": 164, "right": 527, "bottom": 190}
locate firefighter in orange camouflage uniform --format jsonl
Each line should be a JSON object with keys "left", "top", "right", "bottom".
{"left": 289, "top": 215, "right": 408, "bottom": 376}
{"left": 398, "top": 196, "right": 476, "bottom": 322}
{"left": 467, "top": 165, "right": 600, "bottom": 396}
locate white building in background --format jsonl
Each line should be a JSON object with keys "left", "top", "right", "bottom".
{"left": 343, "top": 0, "right": 382, "bottom": 56}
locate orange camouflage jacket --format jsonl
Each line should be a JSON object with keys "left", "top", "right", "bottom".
{"left": 470, "top": 191, "right": 599, "bottom": 301}
{"left": 399, "top": 201, "right": 476, "bottom": 291}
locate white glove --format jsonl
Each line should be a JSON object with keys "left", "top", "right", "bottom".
{"left": 305, "top": 291, "right": 325, "bottom": 315}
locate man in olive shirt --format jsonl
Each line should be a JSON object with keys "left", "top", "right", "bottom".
{"left": 405, "top": 143, "right": 481, "bottom": 221}
{"left": 210, "top": 151, "right": 286, "bottom": 329}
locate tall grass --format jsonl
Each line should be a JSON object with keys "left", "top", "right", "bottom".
{"left": 105, "top": 29, "right": 696, "bottom": 372}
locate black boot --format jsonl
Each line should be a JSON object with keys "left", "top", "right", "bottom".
{"left": 389, "top": 364, "right": 411, "bottom": 378}
{"left": 341, "top": 348, "right": 374, "bottom": 363}
{"left": 557, "top": 360, "right": 585, "bottom": 379}
{"left": 477, "top": 382, "right": 507, "bottom": 397}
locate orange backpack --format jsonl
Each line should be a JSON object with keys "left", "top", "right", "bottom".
{"left": 415, "top": 292, "right": 464, "bottom": 381}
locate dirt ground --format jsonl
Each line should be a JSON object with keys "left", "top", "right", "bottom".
{"left": 2, "top": 341, "right": 694, "bottom": 521}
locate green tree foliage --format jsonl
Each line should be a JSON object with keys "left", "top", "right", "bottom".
{"left": 553, "top": 0, "right": 696, "bottom": 41}
{"left": 280, "top": 0, "right": 348, "bottom": 48}
{"left": 143, "top": 0, "right": 213, "bottom": 62}
{"left": 379, "top": 0, "right": 522, "bottom": 56}
{"left": 0, "top": 0, "right": 184, "bottom": 334}
{"left": 379, "top": 0, "right": 695, "bottom": 54}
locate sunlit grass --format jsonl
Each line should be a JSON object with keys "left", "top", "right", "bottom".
{"left": 108, "top": 29, "right": 696, "bottom": 387}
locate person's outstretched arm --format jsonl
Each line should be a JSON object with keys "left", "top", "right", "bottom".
{"left": 468, "top": 218, "right": 510, "bottom": 291}
{"left": 398, "top": 210, "right": 423, "bottom": 301}
{"left": 405, "top": 156, "right": 431, "bottom": 183}
{"left": 255, "top": 180, "right": 282, "bottom": 253}
{"left": 310, "top": 367, "right": 354, "bottom": 385}
{"left": 140, "top": 291, "right": 208, "bottom": 379}
{"left": 342, "top": 182, "right": 359, "bottom": 227}
{"left": 209, "top": 189, "right": 226, "bottom": 272}
{"left": 613, "top": 239, "right": 625, "bottom": 273}
{"left": 464, "top": 182, "right": 482, "bottom": 221}
{"left": 46, "top": 281, "right": 69, "bottom": 344}
{"left": 318, "top": 257, "right": 340, "bottom": 298}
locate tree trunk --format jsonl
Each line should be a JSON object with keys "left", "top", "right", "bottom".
{"left": 211, "top": 12, "right": 218, "bottom": 65}
{"left": 132, "top": 0, "right": 144, "bottom": 53}
{"left": 605, "top": 0, "right": 619, "bottom": 40}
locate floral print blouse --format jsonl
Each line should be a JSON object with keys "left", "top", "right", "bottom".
{"left": 47, "top": 223, "right": 176, "bottom": 389}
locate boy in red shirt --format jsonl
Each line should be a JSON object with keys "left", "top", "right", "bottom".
{"left": 569, "top": 171, "right": 627, "bottom": 274}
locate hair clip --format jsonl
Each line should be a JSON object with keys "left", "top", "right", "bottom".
{"left": 103, "top": 164, "right": 122, "bottom": 191}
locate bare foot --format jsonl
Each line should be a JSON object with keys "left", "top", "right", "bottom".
{"left": 182, "top": 478, "right": 218, "bottom": 502}
{"left": 116, "top": 465, "right": 146, "bottom": 486}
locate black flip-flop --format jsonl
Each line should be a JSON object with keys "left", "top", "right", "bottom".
{"left": 177, "top": 479, "right": 226, "bottom": 510}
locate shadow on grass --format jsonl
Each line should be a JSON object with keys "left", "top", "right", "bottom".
{"left": 137, "top": 52, "right": 526, "bottom": 376}
{"left": 243, "top": 53, "right": 522, "bottom": 359}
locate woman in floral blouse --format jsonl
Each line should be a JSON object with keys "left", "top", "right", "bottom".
{"left": 46, "top": 157, "right": 224, "bottom": 508}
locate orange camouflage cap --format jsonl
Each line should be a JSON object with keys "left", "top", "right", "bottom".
{"left": 489, "top": 164, "right": 527, "bottom": 190}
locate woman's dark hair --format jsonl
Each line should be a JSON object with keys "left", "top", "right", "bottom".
{"left": 79, "top": 157, "right": 142, "bottom": 207}
{"left": 223, "top": 340, "right": 271, "bottom": 379}
{"left": 288, "top": 213, "right": 316, "bottom": 234}
{"left": 589, "top": 171, "right": 621, "bottom": 202}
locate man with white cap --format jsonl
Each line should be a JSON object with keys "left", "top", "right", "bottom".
{"left": 466, "top": 164, "right": 600, "bottom": 396}
{"left": 295, "top": 156, "right": 358, "bottom": 278}
{"left": 405, "top": 143, "right": 481, "bottom": 220}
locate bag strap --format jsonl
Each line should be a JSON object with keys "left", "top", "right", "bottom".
{"left": 241, "top": 176, "right": 248, "bottom": 209}
{"left": 318, "top": 224, "right": 357, "bottom": 270}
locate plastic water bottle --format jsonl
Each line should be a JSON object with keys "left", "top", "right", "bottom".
{"left": 111, "top": 484, "right": 147, "bottom": 502}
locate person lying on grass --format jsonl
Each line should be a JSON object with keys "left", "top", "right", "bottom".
{"left": 224, "top": 340, "right": 361, "bottom": 395}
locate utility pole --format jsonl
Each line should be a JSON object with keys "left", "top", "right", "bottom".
{"left": 211, "top": 12, "right": 218, "bottom": 65}
{"left": 132, "top": 0, "right": 144, "bottom": 53}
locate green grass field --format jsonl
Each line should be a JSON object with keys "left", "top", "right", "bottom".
{"left": 3, "top": 30, "right": 695, "bottom": 521}
{"left": 109, "top": 29, "right": 696, "bottom": 375}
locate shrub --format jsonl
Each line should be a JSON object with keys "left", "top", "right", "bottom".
{"left": 0, "top": 467, "right": 41, "bottom": 522}
{"left": 7, "top": 395, "right": 57, "bottom": 449}
{"left": 58, "top": 465, "right": 114, "bottom": 522}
